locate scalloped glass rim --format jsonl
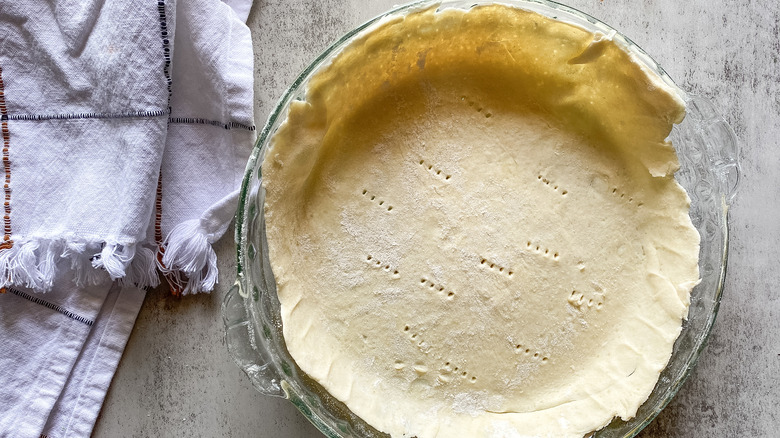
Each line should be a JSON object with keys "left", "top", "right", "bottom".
{"left": 232, "top": 1, "right": 738, "bottom": 437}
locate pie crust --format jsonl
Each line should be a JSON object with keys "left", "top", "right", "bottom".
{"left": 262, "top": 5, "right": 700, "bottom": 437}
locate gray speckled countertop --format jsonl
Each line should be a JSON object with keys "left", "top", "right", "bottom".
{"left": 92, "top": 1, "right": 779, "bottom": 436}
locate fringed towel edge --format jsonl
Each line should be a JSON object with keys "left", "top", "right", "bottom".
{"left": 0, "top": 238, "right": 168, "bottom": 293}
{"left": 157, "top": 219, "right": 218, "bottom": 296}
{"left": 0, "top": 200, "right": 234, "bottom": 294}
{"left": 0, "top": 239, "right": 132, "bottom": 292}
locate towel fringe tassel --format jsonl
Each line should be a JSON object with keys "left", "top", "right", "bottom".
{"left": 0, "top": 240, "right": 43, "bottom": 290}
{"left": 157, "top": 219, "right": 218, "bottom": 296}
{"left": 123, "top": 244, "right": 161, "bottom": 290}
{"left": 91, "top": 242, "right": 136, "bottom": 280}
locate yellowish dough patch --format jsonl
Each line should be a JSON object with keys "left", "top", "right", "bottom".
{"left": 262, "top": 4, "right": 700, "bottom": 438}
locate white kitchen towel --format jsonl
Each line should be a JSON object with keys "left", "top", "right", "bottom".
{"left": 41, "top": 283, "right": 146, "bottom": 438}
{"left": 0, "top": 276, "right": 143, "bottom": 438}
{"left": 0, "top": 0, "right": 256, "bottom": 437}
{"left": 0, "top": 0, "right": 255, "bottom": 294}
{"left": 0, "top": 273, "right": 110, "bottom": 437}
{"left": 154, "top": 0, "right": 255, "bottom": 295}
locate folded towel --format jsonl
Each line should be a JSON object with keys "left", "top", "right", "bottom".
{"left": 0, "top": 0, "right": 255, "bottom": 295}
{"left": 0, "top": 0, "right": 255, "bottom": 436}
{"left": 0, "top": 276, "right": 145, "bottom": 437}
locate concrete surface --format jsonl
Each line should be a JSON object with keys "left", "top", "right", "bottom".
{"left": 92, "top": 0, "right": 779, "bottom": 436}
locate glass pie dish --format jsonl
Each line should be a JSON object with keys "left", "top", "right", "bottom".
{"left": 223, "top": 1, "right": 740, "bottom": 437}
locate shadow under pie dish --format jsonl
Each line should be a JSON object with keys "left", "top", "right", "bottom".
{"left": 224, "top": 1, "right": 740, "bottom": 437}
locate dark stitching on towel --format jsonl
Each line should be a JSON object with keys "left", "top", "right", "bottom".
{"left": 154, "top": 173, "right": 163, "bottom": 246}
{"left": 157, "top": 0, "right": 173, "bottom": 103}
{"left": 0, "top": 65, "right": 13, "bottom": 252}
{"left": 153, "top": 172, "right": 185, "bottom": 297}
{"left": 7, "top": 288, "right": 94, "bottom": 326}
{"left": 5, "top": 109, "right": 170, "bottom": 121}
{"left": 168, "top": 117, "right": 256, "bottom": 131}
{"left": 155, "top": 0, "right": 182, "bottom": 296}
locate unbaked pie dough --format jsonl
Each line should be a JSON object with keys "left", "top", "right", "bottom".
{"left": 262, "top": 4, "right": 700, "bottom": 438}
